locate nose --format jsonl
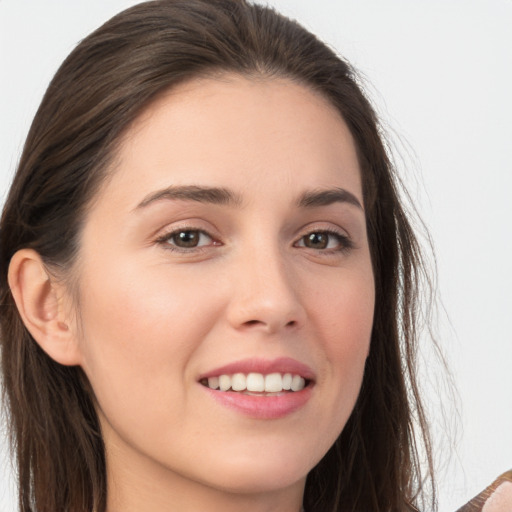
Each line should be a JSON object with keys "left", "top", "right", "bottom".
{"left": 225, "top": 246, "right": 306, "bottom": 335}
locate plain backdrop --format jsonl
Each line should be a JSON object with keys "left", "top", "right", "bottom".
{"left": 1, "top": 1, "right": 511, "bottom": 511}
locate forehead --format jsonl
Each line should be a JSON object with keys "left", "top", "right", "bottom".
{"left": 101, "top": 74, "right": 363, "bottom": 210}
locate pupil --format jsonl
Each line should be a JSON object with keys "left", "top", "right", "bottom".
{"left": 306, "top": 233, "right": 327, "bottom": 249}
{"left": 175, "top": 231, "right": 199, "bottom": 247}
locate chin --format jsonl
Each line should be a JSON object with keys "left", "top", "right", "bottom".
{"left": 190, "top": 443, "right": 318, "bottom": 494}
{"left": 206, "top": 464, "right": 308, "bottom": 495}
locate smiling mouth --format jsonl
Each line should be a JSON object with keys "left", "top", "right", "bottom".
{"left": 200, "top": 372, "right": 311, "bottom": 394}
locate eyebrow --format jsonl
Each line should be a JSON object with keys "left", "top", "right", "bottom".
{"left": 135, "top": 184, "right": 362, "bottom": 211}
{"left": 135, "top": 185, "right": 242, "bottom": 209}
{"left": 297, "top": 188, "right": 363, "bottom": 210}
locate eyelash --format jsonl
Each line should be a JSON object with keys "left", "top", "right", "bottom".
{"left": 155, "top": 227, "right": 354, "bottom": 254}
{"left": 294, "top": 228, "right": 354, "bottom": 254}
{"left": 155, "top": 227, "right": 218, "bottom": 253}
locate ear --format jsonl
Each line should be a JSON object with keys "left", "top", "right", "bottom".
{"left": 8, "top": 248, "right": 82, "bottom": 366}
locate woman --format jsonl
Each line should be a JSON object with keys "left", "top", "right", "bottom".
{"left": 1, "top": 1, "right": 505, "bottom": 511}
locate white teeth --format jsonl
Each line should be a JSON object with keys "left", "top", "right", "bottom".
{"left": 204, "top": 372, "right": 308, "bottom": 393}
{"left": 246, "top": 373, "right": 265, "bottom": 392}
{"left": 231, "top": 373, "right": 246, "bottom": 391}
{"left": 207, "top": 376, "right": 219, "bottom": 390}
{"left": 218, "top": 374, "right": 231, "bottom": 391}
{"left": 264, "top": 372, "right": 283, "bottom": 392}
{"left": 290, "top": 375, "right": 305, "bottom": 391}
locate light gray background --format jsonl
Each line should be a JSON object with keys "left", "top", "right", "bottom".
{"left": 1, "top": 1, "right": 511, "bottom": 511}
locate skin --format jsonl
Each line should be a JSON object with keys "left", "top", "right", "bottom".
{"left": 483, "top": 483, "right": 512, "bottom": 512}
{"left": 62, "top": 76, "right": 375, "bottom": 511}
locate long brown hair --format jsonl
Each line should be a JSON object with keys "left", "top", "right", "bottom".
{"left": 0, "top": 1, "right": 435, "bottom": 511}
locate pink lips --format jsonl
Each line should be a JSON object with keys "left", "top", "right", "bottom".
{"left": 198, "top": 357, "right": 315, "bottom": 419}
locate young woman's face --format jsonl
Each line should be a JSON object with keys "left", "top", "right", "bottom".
{"left": 73, "top": 76, "right": 375, "bottom": 500}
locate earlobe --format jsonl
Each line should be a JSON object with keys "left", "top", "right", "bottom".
{"left": 8, "top": 249, "right": 82, "bottom": 366}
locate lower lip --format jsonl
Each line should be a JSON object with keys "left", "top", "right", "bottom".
{"left": 202, "top": 385, "right": 313, "bottom": 419}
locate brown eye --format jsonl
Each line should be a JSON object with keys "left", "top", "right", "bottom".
{"left": 164, "top": 230, "right": 213, "bottom": 249}
{"left": 172, "top": 230, "right": 200, "bottom": 247}
{"left": 295, "top": 230, "right": 352, "bottom": 252}
{"left": 303, "top": 232, "right": 329, "bottom": 249}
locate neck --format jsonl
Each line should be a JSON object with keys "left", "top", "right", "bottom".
{"left": 103, "top": 432, "right": 305, "bottom": 512}
{"left": 107, "top": 469, "right": 305, "bottom": 512}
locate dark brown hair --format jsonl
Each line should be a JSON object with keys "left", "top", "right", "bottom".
{"left": 0, "top": 1, "right": 435, "bottom": 511}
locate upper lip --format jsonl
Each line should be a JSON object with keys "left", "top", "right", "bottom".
{"left": 198, "top": 357, "right": 316, "bottom": 382}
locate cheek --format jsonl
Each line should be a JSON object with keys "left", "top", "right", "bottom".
{"left": 309, "top": 264, "right": 374, "bottom": 399}
{"left": 331, "top": 289, "right": 373, "bottom": 360}
{"left": 312, "top": 263, "right": 374, "bottom": 350}
{"left": 75, "top": 263, "right": 221, "bottom": 418}
{"left": 288, "top": 266, "right": 374, "bottom": 465}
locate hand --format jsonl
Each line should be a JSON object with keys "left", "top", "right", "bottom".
{"left": 482, "top": 482, "right": 512, "bottom": 512}
{"left": 456, "top": 471, "right": 512, "bottom": 512}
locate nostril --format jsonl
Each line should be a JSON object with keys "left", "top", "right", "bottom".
{"left": 244, "top": 320, "right": 262, "bottom": 327}
{"left": 242, "top": 319, "right": 297, "bottom": 329}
